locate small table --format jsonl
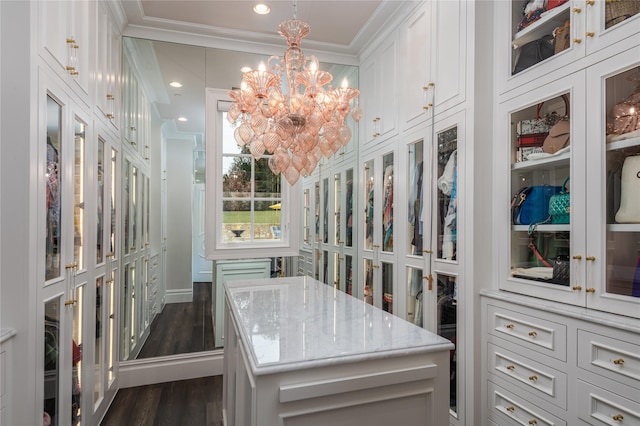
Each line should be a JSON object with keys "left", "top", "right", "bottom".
{"left": 223, "top": 276, "right": 454, "bottom": 426}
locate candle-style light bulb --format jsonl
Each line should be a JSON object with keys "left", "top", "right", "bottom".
{"left": 258, "top": 62, "right": 266, "bottom": 73}
{"left": 341, "top": 78, "right": 348, "bottom": 88}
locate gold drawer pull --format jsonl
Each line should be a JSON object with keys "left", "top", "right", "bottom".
{"left": 572, "top": 286, "right": 582, "bottom": 291}
{"left": 64, "top": 300, "right": 77, "bottom": 306}
{"left": 613, "top": 414, "right": 624, "bottom": 421}
{"left": 528, "top": 331, "right": 537, "bottom": 337}
{"left": 529, "top": 375, "right": 538, "bottom": 381}
{"left": 586, "top": 288, "right": 596, "bottom": 293}
{"left": 573, "top": 38, "right": 583, "bottom": 44}
{"left": 613, "top": 358, "right": 624, "bottom": 365}
{"left": 505, "top": 323, "right": 515, "bottom": 329}
{"left": 586, "top": 256, "right": 596, "bottom": 261}
{"left": 529, "top": 420, "right": 537, "bottom": 425}
{"left": 422, "top": 249, "right": 433, "bottom": 254}
{"left": 506, "top": 406, "right": 515, "bottom": 412}
{"left": 572, "top": 7, "right": 582, "bottom": 13}
{"left": 586, "top": 0, "right": 594, "bottom": 5}
{"left": 422, "top": 103, "right": 433, "bottom": 110}
{"left": 573, "top": 255, "right": 582, "bottom": 260}
{"left": 506, "top": 364, "right": 515, "bottom": 370}
{"left": 586, "top": 31, "right": 595, "bottom": 37}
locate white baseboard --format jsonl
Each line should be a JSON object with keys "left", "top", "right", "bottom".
{"left": 118, "top": 350, "right": 224, "bottom": 388}
{"left": 164, "top": 288, "right": 193, "bottom": 303}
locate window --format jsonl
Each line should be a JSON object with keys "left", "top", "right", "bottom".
{"left": 206, "top": 89, "right": 300, "bottom": 259}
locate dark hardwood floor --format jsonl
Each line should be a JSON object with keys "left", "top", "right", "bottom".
{"left": 137, "top": 282, "right": 215, "bottom": 359}
{"left": 100, "top": 375, "right": 223, "bottom": 426}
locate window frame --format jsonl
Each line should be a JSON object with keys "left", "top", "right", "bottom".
{"left": 205, "top": 88, "right": 300, "bottom": 260}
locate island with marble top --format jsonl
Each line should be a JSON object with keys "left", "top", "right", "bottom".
{"left": 222, "top": 276, "right": 454, "bottom": 426}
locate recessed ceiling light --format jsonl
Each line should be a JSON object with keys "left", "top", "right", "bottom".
{"left": 240, "top": 66, "right": 252, "bottom": 73}
{"left": 253, "top": 3, "right": 270, "bottom": 14}
{"left": 177, "top": 117, "right": 188, "bottom": 122}
{"left": 169, "top": 81, "right": 182, "bottom": 88}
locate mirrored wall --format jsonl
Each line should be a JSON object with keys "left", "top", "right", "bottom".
{"left": 120, "top": 37, "right": 358, "bottom": 362}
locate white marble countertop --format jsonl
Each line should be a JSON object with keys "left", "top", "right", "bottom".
{"left": 225, "top": 276, "right": 454, "bottom": 375}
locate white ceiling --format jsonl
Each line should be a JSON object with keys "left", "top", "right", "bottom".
{"left": 120, "top": 0, "right": 402, "bottom": 56}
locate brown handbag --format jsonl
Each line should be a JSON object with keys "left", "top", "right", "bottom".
{"left": 554, "top": 20, "right": 570, "bottom": 54}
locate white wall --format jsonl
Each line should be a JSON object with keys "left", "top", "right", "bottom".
{"left": 165, "top": 137, "right": 193, "bottom": 301}
{"left": 0, "top": 1, "right": 38, "bottom": 423}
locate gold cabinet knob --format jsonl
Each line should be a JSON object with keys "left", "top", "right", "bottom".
{"left": 505, "top": 323, "right": 515, "bottom": 329}
{"left": 572, "top": 7, "right": 582, "bottom": 13}
{"left": 529, "top": 420, "right": 537, "bottom": 425}
{"left": 528, "top": 331, "right": 537, "bottom": 337}
{"left": 528, "top": 375, "right": 538, "bottom": 381}
{"left": 613, "top": 414, "right": 624, "bottom": 421}
{"left": 423, "top": 249, "right": 433, "bottom": 254}
{"left": 586, "top": 288, "right": 596, "bottom": 293}
{"left": 506, "top": 364, "right": 515, "bottom": 370}
{"left": 506, "top": 406, "right": 515, "bottom": 412}
{"left": 573, "top": 38, "right": 583, "bottom": 44}
{"left": 586, "top": 0, "right": 595, "bottom": 5}
{"left": 586, "top": 256, "right": 596, "bottom": 261}
{"left": 573, "top": 255, "right": 582, "bottom": 260}
{"left": 613, "top": 358, "right": 624, "bottom": 365}
{"left": 572, "top": 286, "right": 583, "bottom": 291}
{"left": 586, "top": 31, "right": 595, "bottom": 37}
{"left": 422, "top": 103, "right": 433, "bottom": 110}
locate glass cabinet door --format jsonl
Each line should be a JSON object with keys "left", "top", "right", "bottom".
{"left": 586, "top": 51, "right": 640, "bottom": 318}
{"left": 501, "top": 72, "right": 586, "bottom": 305}
{"left": 382, "top": 152, "right": 394, "bottom": 253}
{"left": 364, "top": 159, "right": 374, "bottom": 251}
{"left": 436, "top": 127, "right": 458, "bottom": 261}
{"left": 46, "top": 95, "right": 63, "bottom": 282}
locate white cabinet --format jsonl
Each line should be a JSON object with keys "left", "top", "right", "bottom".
{"left": 399, "top": 0, "right": 467, "bottom": 130}
{"left": 496, "top": 0, "right": 640, "bottom": 94}
{"left": 482, "top": 292, "right": 640, "bottom": 425}
{"left": 361, "top": 144, "right": 398, "bottom": 311}
{"left": 498, "top": 47, "right": 640, "bottom": 319}
{"left": 38, "top": 0, "right": 92, "bottom": 100}
{"left": 360, "top": 33, "right": 398, "bottom": 146}
{"left": 95, "top": 2, "right": 121, "bottom": 130}
{"left": 223, "top": 277, "right": 454, "bottom": 426}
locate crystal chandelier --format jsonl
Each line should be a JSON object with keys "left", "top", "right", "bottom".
{"left": 227, "top": 2, "right": 361, "bottom": 185}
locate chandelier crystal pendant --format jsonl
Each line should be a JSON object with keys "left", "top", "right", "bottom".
{"left": 227, "top": 6, "right": 361, "bottom": 185}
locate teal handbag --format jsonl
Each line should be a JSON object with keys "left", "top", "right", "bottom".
{"left": 548, "top": 177, "right": 570, "bottom": 224}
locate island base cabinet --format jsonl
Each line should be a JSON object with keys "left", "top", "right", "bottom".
{"left": 223, "top": 279, "right": 452, "bottom": 426}
{"left": 224, "top": 330, "right": 449, "bottom": 425}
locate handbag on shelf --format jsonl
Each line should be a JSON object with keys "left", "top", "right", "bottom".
{"left": 554, "top": 20, "right": 570, "bottom": 54}
{"left": 512, "top": 185, "right": 562, "bottom": 225}
{"left": 547, "top": 0, "right": 569, "bottom": 9}
{"left": 517, "top": 102, "right": 550, "bottom": 146}
{"left": 542, "top": 95, "right": 571, "bottom": 154}
{"left": 607, "top": 87, "right": 640, "bottom": 136}
{"left": 615, "top": 155, "right": 640, "bottom": 223}
{"left": 605, "top": 0, "right": 640, "bottom": 29}
{"left": 513, "top": 34, "right": 555, "bottom": 74}
{"left": 548, "top": 177, "right": 570, "bottom": 224}
{"left": 551, "top": 256, "right": 570, "bottom": 285}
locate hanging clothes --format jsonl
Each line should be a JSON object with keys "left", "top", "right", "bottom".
{"left": 408, "top": 162, "right": 423, "bottom": 253}
{"left": 383, "top": 165, "right": 393, "bottom": 251}
{"left": 439, "top": 151, "right": 457, "bottom": 260}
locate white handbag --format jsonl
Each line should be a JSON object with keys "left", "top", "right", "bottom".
{"left": 615, "top": 155, "right": 640, "bottom": 223}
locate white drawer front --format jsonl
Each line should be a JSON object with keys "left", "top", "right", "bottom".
{"left": 488, "top": 380, "right": 566, "bottom": 426}
{"left": 488, "top": 342, "right": 567, "bottom": 409}
{"left": 576, "top": 379, "right": 640, "bottom": 426}
{"left": 578, "top": 329, "right": 640, "bottom": 390}
{"left": 488, "top": 304, "right": 567, "bottom": 361}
